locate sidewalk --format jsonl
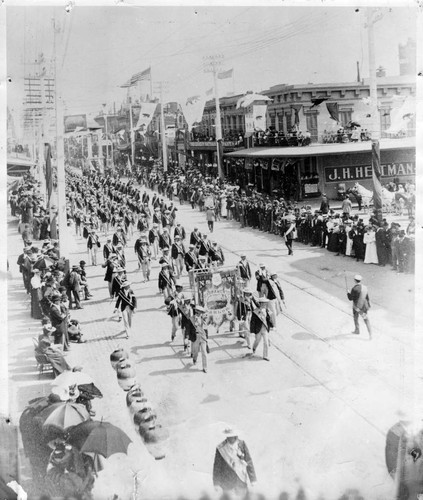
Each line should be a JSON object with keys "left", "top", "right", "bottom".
{"left": 7, "top": 183, "right": 414, "bottom": 499}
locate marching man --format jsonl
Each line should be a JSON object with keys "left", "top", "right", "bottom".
{"left": 191, "top": 305, "right": 209, "bottom": 373}
{"left": 347, "top": 274, "right": 372, "bottom": 339}
{"left": 134, "top": 234, "right": 151, "bottom": 282}
{"left": 115, "top": 280, "right": 137, "bottom": 339}
{"left": 86, "top": 229, "right": 100, "bottom": 266}
{"left": 171, "top": 235, "right": 186, "bottom": 278}
{"left": 249, "top": 297, "right": 275, "bottom": 361}
{"left": 148, "top": 223, "right": 160, "bottom": 260}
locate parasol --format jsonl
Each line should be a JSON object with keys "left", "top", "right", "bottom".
{"left": 67, "top": 420, "right": 131, "bottom": 458}
{"left": 52, "top": 370, "right": 94, "bottom": 388}
{"left": 37, "top": 402, "right": 90, "bottom": 431}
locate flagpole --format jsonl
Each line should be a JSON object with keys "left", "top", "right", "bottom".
{"left": 213, "top": 68, "right": 224, "bottom": 179}
{"left": 149, "top": 66, "right": 153, "bottom": 101}
{"left": 129, "top": 100, "right": 135, "bottom": 167}
{"left": 367, "top": 7, "right": 383, "bottom": 225}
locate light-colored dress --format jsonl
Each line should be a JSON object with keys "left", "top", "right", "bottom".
{"left": 363, "top": 231, "right": 378, "bottom": 264}
{"left": 345, "top": 226, "right": 354, "bottom": 256}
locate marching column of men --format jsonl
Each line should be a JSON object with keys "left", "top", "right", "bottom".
{"left": 67, "top": 171, "right": 289, "bottom": 369}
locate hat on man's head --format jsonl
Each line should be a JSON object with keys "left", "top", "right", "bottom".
{"left": 354, "top": 275, "right": 362, "bottom": 282}
{"left": 223, "top": 427, "right": 239, "bottom": 438}
{"left": 72, "top": 265, "right": 79, "bottom": 269}
{"left": 240, "top": 253, "right": 246, "bottom": 257}
{"left": 174, "top": 235, "right": 181, "bottom": 240}
{"left": 243, "top": 288, "right": 252, "bottom": 294}
{"left": 259, "top": 263, "right": 265, "bottom": 268}
{"left": 175, "top": 280, "right": 183, "bottom": 288}
{"left": 189, "top": 244, "right": 195, "bottom": 248}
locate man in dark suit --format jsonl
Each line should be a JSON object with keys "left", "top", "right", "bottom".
{"left": 185, "top": 244, "right": 198, "bottom": 272}
{"left": 159, "top": 227, "right": 172, "bottom": 250}
{"left": 249, "top": 297, "right": 275, "bottom": 361}
{"left": 66, "top": 265, "right": 83, "bottom": 310}
{"left": 237, "top": 253, "right": 251, "bottom": 286}
{"left": 190, "top": 227, "right": 202, "bottom": 249}
{"left": 347, "top": 274, "right": 372, "bottom": 339}
{"left": 103, "top": 237, "right": 114, "bottom": 262}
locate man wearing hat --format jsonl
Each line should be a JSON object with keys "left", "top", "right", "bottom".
{"left": 173, "top": 222, "right": 186, "bottom": 241}
{"left": 158, "top": 263, "right": 175, "bottom": 299}
{"left": 49, "top": 294, "right": 68, "bottom": 347}
{"left": 116, "top": 281, "right": 137, "bottom": 339}
{"left": 237, "top": 253, "right": 252, "bottom": 287}
{"left": 198, "top": 233, "right": 211, "bottom": 262}
{"left": 234, "top": 288, "right": 259, "bottom": 348}
{"left": 210, "top": 241, "right": 225, "bottom": 268}
{"left": 115, "top": 243, "right": 126, "bottom": 269}
{"left": 191, "top": 305, "right": 209, "bottom": 373}
{"left": 171, "top": 235, "right": 186, "bottom": 279}
{"left": 165, "top": 281, "right": 184, "bottom": 342}
{"left": 255, "top": 264, "right": 270, "bottom": 297}
{"left": 134, "top": 234, "right": 152, "bottom": 282}
{"left": 347, "top": 275, "right": 372, "bottom": 339}
{"left": 266, "top": 273, "right": 285, "bottom": 318}
{"left": 185, "top": 244, "right": 198, "bottom": 272}
{"left": 67, "top": 265, "right": 83, "bottom": 310}
{"left": 283, "top": 215, "right": 296, "bottom": 256}
{"left": 189, "top": 227, "right": 202, "bottom": 250}
{"left": 195, "top": 255, "right": 210, "bottom": 271}
{"left": 86, "top": 229, "right": 100, "bottom": 266}
{"left": 249, "top": 297, "right": 275, "bottom": 361}
{"left": 103, "top": 237, "right": 115, "bottom": 262}
{"left": 148, "top": 223, "right": 160, "bottom": 260}
{"left": 213, "top": 427, "right": 257, "bottom": 494}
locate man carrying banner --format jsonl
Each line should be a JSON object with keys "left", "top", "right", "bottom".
{"left": 347, "top": 274, "right": 372, "bottom": 339}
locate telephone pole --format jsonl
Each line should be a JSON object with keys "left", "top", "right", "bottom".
{"left": 203, "top": 54, "right": 224, "bottom": 179}
{"left": 52, "top": 18, "right": 69, "bottom": 257}
{"left": 366, "top": 7, "right": 384, "bottom": 225}
{"left": 154, "top": 81, "right": 169, "bottom": 172}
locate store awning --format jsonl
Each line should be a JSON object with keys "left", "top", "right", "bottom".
{"left": 224, "top": 137, "right": 415, "bottom": 158}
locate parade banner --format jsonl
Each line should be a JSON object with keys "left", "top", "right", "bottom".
{"left": 134, "top": 102, "right": 157, "bottom": 134}
{"left": 191, "top": 268, "right": 238, "bottom": 328}
{"left": 181, "top": 95, "right": 206, "bottom": 131}
{"left": 252, "top": 104, "right": 267, "bottom": 132}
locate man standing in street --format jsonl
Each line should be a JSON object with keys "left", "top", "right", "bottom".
{"left": 206, "top": 206, "right": 216, "bottom": 233}
{"left": 250, "top": 297, "right": 275, "bottom": 361}
{"left": 191, "top": 305, "right": 209, "bottom": 373}
{"left": 255, "top": 263, "right": 270, "bottom": 297}
{"left": 347, "top": 274, "right": 372, "bottom": 339}
{"left": 213, "top": 427, "right": 257, "bottom": 496}
{"left": 171, "top": 235, "right": 186, "bottom": 278}
{"left": 134, "top": 234, "right": 151, "bottom": 282}
{"left": 341, "top": 195, "right": 353, "bottom": 218}
{"left": 148, "top": 223, "right": 160, "bottom": 260}
{"left": 67, "top": 265, "right": 83, "bottom": 310}
{"left": 103, "top": 237, "right": 114, "bottom": 262}
{"left": 87, "top": 229, "right": 100, "bottom": 266}
{"left": 115, "top": 280, "right": 137, "bottom": 339}
{"left": 237, "top": 253, "right": 252, "bottom": 287}
{"left": 283, "top": 215, "right": 296, "bottom": 256}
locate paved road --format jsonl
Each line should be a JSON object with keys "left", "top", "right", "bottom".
{"left": 7, "top": 185, "right": 415, "bottom": 499}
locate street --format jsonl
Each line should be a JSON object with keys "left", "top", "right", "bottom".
{"left": 7, "top": 184, "right": 415, "bottom": 500}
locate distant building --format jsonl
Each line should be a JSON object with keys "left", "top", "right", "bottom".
{"left": 399, "top": 38, "right": 416, "bottom": 76}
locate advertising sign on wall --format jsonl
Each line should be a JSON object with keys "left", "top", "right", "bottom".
{"left": 325, "top": 162, "right": 415, "bottom": 183}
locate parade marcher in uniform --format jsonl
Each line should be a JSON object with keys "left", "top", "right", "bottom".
{"left": 266, "top": 272, "right": 285, "bottom": 319}
{"left": 173, "top": 222, "right": 186, "bottom": 241}
{"left": 165, "top": 281, "right": 184, "bottom": 342}
{"left": 111, "top": 266, "right": 126, "bottom": 321}
{"left": 86, "top": 229, "right": 100, "bottom": 266}
{"left": 148, "top": 223, "right": 160, "bottom": 259}
{"left": 171, "top": 235, "right": 186, "bottom": 278}
{"left": 185, "top": 243, "right": 198, "bottom": 273}
{"left": 283, "top": 215, "right": 296, "bottom": 256}
{"left": 255, "top": 263, "right": 270, "bottom": 297}
{"left": 115, "top": 243, "right": 126, "bottom": 269}
{"left": 158, "top": 263, "right": 175, "bottom": 299}
{"left": 115, "top": 280, "right": 137, "bottom": 339}
{"left": 210, "top": 241, "right": 225, "bottom": 268}
{"left": 159, "top": 227, "right": 172, "bottom": 250}
{"left": 347, "top": 274, "right": 372, "bottom": 339}
{"left": 102, "top": 254, "right": 118, "bottom": 298}
{"left": 198, "top": 233, "right": 211, "bottom": 263}
{"left": 237, "top": 253, "right": 252, "bottom": 287}
{"left": 250, "top": 297, "right": 275, "bottom": 361}
{"left": 234, "top": 288, "right": 258, "bottom": 349}
{"left": 213, "top": 427, "right": 257, "bottom": 496}
{"left": 190, "top": 227, "right": 202, "bottom": 251}
{"left": 195, "top": 255, "right": 210, "bottom": 271}
{"left": 103, "top": 237, "right": 114, "bottom": 262}
{"left": 180, "top": 298, "right": 195, "bottom": 353}
{"left": 134, "top": 234, "right": 152, "bottom": 282}
{"left": 206, "top": 206, "right": 216, "bottom": 233}
{"left": 191, "top": 305, "right": 209, "bottom": 373}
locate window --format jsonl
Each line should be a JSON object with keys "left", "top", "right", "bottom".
{"left": 305, "top": 112, "right": 318, "bottom": 142}
{"left": 285, "top": 113, "right": 292, "bottom": 132}
{"left": 380, "top": 108, "right": 391, "bottom": 132}
{"left": 339, "top": 110, "right": 352, "bottom": 126}
{"left": 278, "top": 113, "right": 284, "bottom": 131}
{"left": 270, "top": 114, "right": 276, "bottom": 128}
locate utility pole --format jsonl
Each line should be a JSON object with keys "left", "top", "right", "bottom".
{"left": 52, "top": 18, "right": 68, "bottom": 257}
{"left": 129, "top": 100, "right": 135, "bottom": 167}
{"left": 154, "top": 81, "right": 169, "bottom": 172}
{"left": 102, "top": 103, "right": 109, "bottom": 169}
{"left": 203, "top": 54, "right": 224, "bottom": 179}
{"left": 366, "top": 7, "right": 384, "bottom": 225}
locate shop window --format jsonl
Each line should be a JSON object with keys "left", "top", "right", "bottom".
{"left": 339, "top": 110, "right": 352, "bottom": 126}
{"left": 277, "top": 113, "right": 284, "bottom": 131}
{"left": 285, "top": 113, "right": 292, "bottom": 133}
{"left": 380, "top": 109, "right": 391, "bottom": 132}
{"left": 270, "top": 114, "right": 276, "bottom": 128}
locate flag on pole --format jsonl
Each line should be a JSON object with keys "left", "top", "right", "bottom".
{"left": 134, "top": 102, "right": 157, "bottom": 134}
{"left": 326, "top": 102, "right": 339, "bottom": 122}
{"left": 371, "top": 141, "right": 382, "bottom": 213}
{"left": 236, "top": 93, "right": 272, "bottom": 109}
{"left": 217, "top": 68, "right": 233, "bottom": 80}
{"left": 120, "top": 67, "right": 151, "bottom": 88}
{"left": 180, "top": 94, "right": 206, "bottom": 131}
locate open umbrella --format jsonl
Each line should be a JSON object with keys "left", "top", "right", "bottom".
{"left": 67, "top": 420, "right": 131, "bottom": 458}
{"left": 37, "top": 402, "right": 90, "bottom": 431}
{"left": 78, "top": 383, "right": 103, "bottom": 399}
{"left": 52, "top": 370, "right": 94, "bottom": 388}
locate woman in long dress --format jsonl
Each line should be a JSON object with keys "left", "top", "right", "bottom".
{"left": 363, "top": 226, "right": 379, "bottom": 264}
{"left": 30, "top": 270, "right": 44, "bottom": 320}
{"left": 345, "top": 223, "right": 354, "bottom": 257}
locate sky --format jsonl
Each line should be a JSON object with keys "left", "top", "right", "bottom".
{"left": 6, "top": 2, "right": 418, "bottom": 139}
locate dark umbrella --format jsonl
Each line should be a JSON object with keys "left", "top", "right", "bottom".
{"left": 78, "top": 383, "right": 103, "bottom": 399}
{"left": 67, "top": 420, "right": 131, "bottom": 458}
{"left": 347, "top": 120, "right": 361, "bottom": 128}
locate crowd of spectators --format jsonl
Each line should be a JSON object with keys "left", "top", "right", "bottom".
{"left": 139, "top": 163, "right": 415, "bottom": 274}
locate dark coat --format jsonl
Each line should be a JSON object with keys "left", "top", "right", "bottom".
{"left": 250, "top": 308, "right": 274, "bottom": 333}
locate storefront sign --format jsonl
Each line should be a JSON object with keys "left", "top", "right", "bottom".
{"left": 325, "top": 162, "right": 415, "bottom": 182}
{"left": 188, "top": 141, "right": 240, "bottom": 148}
{"left": 304, "top": 183, "right": 319, "bottom": 194}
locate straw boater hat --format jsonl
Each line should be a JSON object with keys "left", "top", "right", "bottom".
{"left": 354, "top": 275, "right": 362, "bottom": 282}
{"left": 223, "top": 427, "right": 239, "bottom": 438}
{"left": 258, "top": 297, "right": 269, "bottom": 303}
